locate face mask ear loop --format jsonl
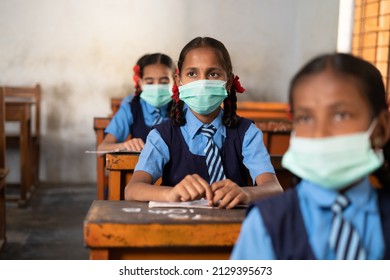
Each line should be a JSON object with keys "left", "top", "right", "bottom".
{"left": 366, "top": 118, "right": 378, "bottom": 139}
{"left": 367, "top": 119, "right": 384, "bottom": 160}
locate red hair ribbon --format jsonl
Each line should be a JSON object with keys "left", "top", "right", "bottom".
{"left": 232, "top": 75, "right": 245, "bottom": 93}
{"left": 172, "top": 84, "right": 180, "bottom": 103}
{"left": 133, "top": 64, "right": 140, "bottom": 85}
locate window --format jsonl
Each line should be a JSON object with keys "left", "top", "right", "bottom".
{"left": 353, "top": 0, "right": 390, "bottom": 102}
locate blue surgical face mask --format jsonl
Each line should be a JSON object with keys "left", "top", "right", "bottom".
{"left": 140, "top": 84, "right": 172, "bottom": 108}
{"left": 281, "top": 120, "right": 384, "bottom": 190}
{"left": 179, "top": 80, "right": 228, "bottom": 115}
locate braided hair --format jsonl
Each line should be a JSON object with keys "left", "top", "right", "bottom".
{"left": 132, "top": 53, "right": 176, "bottom": 101}
{"left": 170, "top": 37, "right": 244, "bottom": 128}
{"left": 289, "top": 53, "right": 390, "bottom": 188}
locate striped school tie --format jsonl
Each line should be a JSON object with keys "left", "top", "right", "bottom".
{"left": 200, "top": 125, "right": 226, "bottom": 184}
{"left": 153, "top": 108, "right": 163, "bottom": 125}
{"left": 328, "top": 194, "right": 367, "bottom": 260}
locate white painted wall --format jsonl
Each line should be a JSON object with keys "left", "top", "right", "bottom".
{"left": 0, "top": 0, "right": 340, "bottom": 183}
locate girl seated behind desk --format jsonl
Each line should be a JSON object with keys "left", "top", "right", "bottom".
{"left": 98, "top": 53, "right": 176, "bottom": 152}
{"left": 125, "top": 37, "right": 283, "bottom": 209}
{"left": 231, "top": 53, "right": 390, "bottom": 259}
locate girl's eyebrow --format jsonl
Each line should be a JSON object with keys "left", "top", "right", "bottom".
{"left": 143, "top": 77, "right": 154, "bottom": 82}
{"left": 183, "top": 66, "right": 223, "bottom": 72}
{"left": 183, "top": 67, "right": 197, "bottom": 72}
{"left": 294, "top": 106, "right": 312, "bottom": 113}
{"left": 158, "top": 76, "right": 170, "bottom": 81}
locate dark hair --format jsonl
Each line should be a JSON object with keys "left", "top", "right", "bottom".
{"left": 289, "top": 53, "right": 390, "bottom": 188}
{"left": 133, "top": 53, "right": 175, "bottom": 100}
{"left": 170, "top": 37, "right": 239, "bottom": 128}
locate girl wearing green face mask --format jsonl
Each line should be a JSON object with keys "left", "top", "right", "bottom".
{"left": 98, "top": 53, "right": 176, "bottom": 154}
{"left": 231, "top": 53, "right": 390, "bottom": 260}
{"left": 125, "top": 37, "right": 283, "bottom": 209}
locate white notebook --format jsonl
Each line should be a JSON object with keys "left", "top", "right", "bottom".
{"left": 148, "top": 199, "right": 248, "bottom": 209}
{"left": 148, "top": 199, "right": 213, "bottom": 209}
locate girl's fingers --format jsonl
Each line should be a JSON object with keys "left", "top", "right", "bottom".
{"left": 124, "top": 138, "right": 144, "bottom": 151}
{"left": 192, "top": 174, "right": 213, "bottom": 204}
{"left": 173, "top": 174, "right": 213, "bottom": 203}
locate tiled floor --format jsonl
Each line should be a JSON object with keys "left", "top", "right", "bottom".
{"left": 0, "top": 183, "right": 96, "bottom": 260}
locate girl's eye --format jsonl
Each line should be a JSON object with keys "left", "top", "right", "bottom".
{"left": 187, "top": 72, "right": 197, "bottom": 78}
{"left": 159, "top": 78, "right": 170, "bottom": 84}
{"left": 294, "top": 115, "right": 312, "bottom": 125}
{"left": 208, "top": 72, "right": 220, "bottom": 79}
{"left": 334, "top": 111, "right": 351, "bottom": 122}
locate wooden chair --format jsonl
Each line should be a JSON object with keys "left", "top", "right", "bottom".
{"left": 3, "top": 84, "right": 41, "bottom": 188}
{"left": 93, "top": 117, "right": 112, "bottom": 199}
{"left": 0, "top": 88, "right": 9, "bottom": 249}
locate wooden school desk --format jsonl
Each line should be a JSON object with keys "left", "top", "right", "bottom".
{"left": 83, "top": 200, "right": 246, "bottom": 260}
{"left": 105, "top": 152, "right": 140, "bottom": 200}
{"left": 5, "top": 96, "right": 35, "bottom": 206}
{"left": 3, "top": 85, "right": 41, "bottom": 188}
{"left": 0, "top": 169, "right": 7, "bottom": 250}
{"left": 0, "top": 89, "right": 8, "bottom": 249}
{"left": 93, "top": 117, "right": 111, "bottom": 199}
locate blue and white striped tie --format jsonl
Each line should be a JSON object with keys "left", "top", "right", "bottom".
{"left": 328, "top": 195, "right": 367, "bottom": 260}
{"left": 153, "top": 108, "right": 163, "bottom": 126}
{"left": 200, "top": 125, "right": 226, "bottom": 184}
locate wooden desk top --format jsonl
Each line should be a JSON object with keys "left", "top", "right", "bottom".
{"left": 84, "top": 200, "right": 246, "bottom": 248}
{"left": 105, "top": 152, "right": 140, "bottom": 170}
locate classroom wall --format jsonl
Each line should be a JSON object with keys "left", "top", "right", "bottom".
{"left": 0, "top": 0, "right": 340, "bottom": 183}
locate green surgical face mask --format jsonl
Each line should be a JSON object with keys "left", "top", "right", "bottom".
{"left": 281, "top": 120, "right": 384, "bottom": 190}
{"left": 140, "top": 84, "right": 172, "bottom": 108}
{"left": 179, "top": 80, "right": 228, "bottom": 115}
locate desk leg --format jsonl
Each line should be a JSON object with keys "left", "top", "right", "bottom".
{"left": 96, "top": 156, "right": 106, "bottom": 200}
{"left": 19, "top": 115, "right": 32, "bottom": 206}
{"left": 0, "top": 178, "right": 5, "bottom": 249}
{"left": 90, "top": 249, "right": 109, "bottom": 260}
{"left": 108, "top": 171, "right": 122, "bottom": 200}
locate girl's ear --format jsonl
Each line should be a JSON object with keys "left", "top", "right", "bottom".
{"left": 226, "top": 74, "right": 234, "bottom": 92}
{"left": 372, "top": 110, "right": 390, "bottom": 149}
{"left": 174, "top": 73, "right": 181, "bottom": 86}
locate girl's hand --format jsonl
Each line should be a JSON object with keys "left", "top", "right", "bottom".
{"left": 123, "top": 138, "right": 145, "bottom": 152}
{"left": 166, "top": 174, "right": 214, "bottom": 205}
{"left": 211, "top": 179, "right": 250, "bottom": 209}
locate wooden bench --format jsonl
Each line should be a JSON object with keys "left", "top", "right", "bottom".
{"left": 0, "top": 88, "right": 9, "bottom": 249}
{"left": 3, "top": 84, "right": 41, "bottom": 188}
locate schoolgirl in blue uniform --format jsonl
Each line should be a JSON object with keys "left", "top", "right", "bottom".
{"left": 231, "top": 53, "right": 390, "bottom": 259}
{"left": 125, "top": 37, "right": 283, "bottom": 209}
{"left": 98, "top": 53, "right": 176, "bottom": 152}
